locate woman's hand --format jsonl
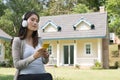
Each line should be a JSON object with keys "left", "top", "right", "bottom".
{"left": 33, "top": 48, "right": 47, "bottom": 59}
{"left": 42, "top": 50, "right": 49, "bottom": 59}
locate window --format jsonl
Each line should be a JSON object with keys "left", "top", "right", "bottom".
{"left": 91, "top": 24, "right": 95, "bottom": 30}
{"left": 85, "top": 44, "right": 91, "bottom": 54}
{"left": 57, "top": 26, "right": 62, "bottom": 32}
{"left": 48, "top": 46, "right": 52, "bottom": 55}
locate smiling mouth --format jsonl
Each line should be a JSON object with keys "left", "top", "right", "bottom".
{"left": 33, "top": 26, "right": 37, "bottom": 28}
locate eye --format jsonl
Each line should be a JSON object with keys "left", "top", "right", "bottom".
{"left": 31, "top": 18, "right": 38, "bottom": 23}
{"left": 31, "top": 18, "right": 34, "bottom": 21}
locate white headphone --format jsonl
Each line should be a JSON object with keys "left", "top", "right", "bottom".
{"left": 22, "top": 20, "right": 27, "bottom": 27}
{"left": 22, "top": 13, "right": 28, "bottom": 27}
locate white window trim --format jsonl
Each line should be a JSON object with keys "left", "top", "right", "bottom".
{"left": 42, "top": 21, "right": 58, "bottom": 29}
{"left": 73, "top": 19, "right": 91, "bottom": 27}
{"left": 84, "top": 43, "right": 92, "bottom": 55}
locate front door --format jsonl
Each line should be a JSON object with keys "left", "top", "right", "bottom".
{"left": 64, "top": 45, "right": 74, "bottom": 65}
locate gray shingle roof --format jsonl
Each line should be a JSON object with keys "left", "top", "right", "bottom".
{"left": 0, "top": 29, "right": 12, "bottom": 41}
{"left": 39, "top": 12, "right": 107, "bottom": 40}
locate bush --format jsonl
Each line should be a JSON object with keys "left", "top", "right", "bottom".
{"left": 115, "top": 61, "right": 120, "bottom": 68}
{"left": 91, "top": 61, "right": 102, "bottom": 70}
{"left": 54, "top": 64, "right": 58, "bottom": 68}
{"left": 0, "top": 60, "right": 13, "bottom": 67}
{"left": 0, "top": 61, "right": 6, "bottom": 67}
{"left": 95, "top": 61, "right": 101, "bottom": 67}
{"left": 75, "top": 64, "right": 80, "bottom": 69}
{"left": 109, "top": 61, "right": 120, "bottom": 69}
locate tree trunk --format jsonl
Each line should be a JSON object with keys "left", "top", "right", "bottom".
{"left": 102, "top": 38, "right": 109, "bottom": 69}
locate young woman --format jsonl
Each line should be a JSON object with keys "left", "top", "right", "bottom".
{"left": 12, "top": 11, "right": 52, "bottom": 80}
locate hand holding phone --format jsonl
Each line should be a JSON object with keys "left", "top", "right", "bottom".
{"left": 34, "top": 48, "right": 47, "bottom": 59}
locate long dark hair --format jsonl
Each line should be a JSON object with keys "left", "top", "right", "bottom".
{"left": 18, "top": 11, "right": 39, "bottom": 48}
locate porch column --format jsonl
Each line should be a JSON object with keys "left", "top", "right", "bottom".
{"left": 98, "top": 39, "right": 102, "bottom": 63}
{"left": 74, "top": 40, "right": 77, "bottom": 66}
{"left": 57, "top": 42, "right": 60, "bottom": 66}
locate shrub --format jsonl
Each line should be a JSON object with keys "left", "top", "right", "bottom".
{"left": 54, "top": 64, "right": 58, "bottom": 68}
{"left": 0, "top": 60, "right": 13, "bottom": 67}
{"left": 95, "top": 61, "right": 101, "bottom": 67}
{"left": 91, "top": 61, "right": 102, "bottom": 70}
{"left": 0, "top": 61, "right": 6, "bottom": 67}
{"left": 75, "top": 64, "right": 80, "bottom": 69}
{"left": 109, "top": 61, "right": 120, "bottom": 69}
{"left": 115, "top": 61, "right": 119, "bottom": 68}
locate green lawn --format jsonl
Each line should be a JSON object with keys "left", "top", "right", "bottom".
{"left": 0, "top": 67, "right": 120, "bottom": 80}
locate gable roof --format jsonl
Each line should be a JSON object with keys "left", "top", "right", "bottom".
{"left": 39, "top": 12, "right": 107, "bottom": 40}
{"left": 73, "top": 18, "right": 91, "bottom": 27}
{"left": 41, "top": 20, "right": 58, "bottom": 30}
{"left": 0, "top": 29, "right": 12, "bottom": 41}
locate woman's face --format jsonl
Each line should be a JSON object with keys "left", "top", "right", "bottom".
{"left": 27, "top": 14, "right": 39, "bottom": 31}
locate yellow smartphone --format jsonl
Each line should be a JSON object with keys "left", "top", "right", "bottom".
{"left": 42, "top": 44, "right": 49, "bottom": 49}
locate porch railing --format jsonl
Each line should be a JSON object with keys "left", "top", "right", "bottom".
{"left": 76, "top": 58, "right": 98, "bottom": 66}
{"left": 48, "top": 57, "right": 57, "bottom": 65}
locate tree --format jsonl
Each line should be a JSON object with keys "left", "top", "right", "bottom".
{"left": 0, "top": 9, "right": 15, "bottom": 67}
{"left": 72, "top": 3, "right": 90, "bottom": 13}
{"left": 43, "top": 0, "right": 78, "bottom": 16}
{"left": 0, "top": 0, "right": 7, "bottom": 16}
{"left": 42, "top": 0, "right": 106, "bottom": 16}
{"left": 0, "top": 9, "right": 14, "bottom": 36}
{"left": 5, "top": 0, "right": 42, "bottom": 36}
{"left": 106, "top": 0, "right": 120, "bottom": 37}
{"left": 0, "top": 0, "right": 43, "bottom": 67}
{"left": 78, "top": 0, "right": 106, "bottom": 11}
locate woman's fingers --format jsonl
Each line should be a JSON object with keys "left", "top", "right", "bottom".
{"left": 34, "top": 48, "right": 49, "bottom": 59}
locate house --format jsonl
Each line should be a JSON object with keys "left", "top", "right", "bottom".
{"left": 0, "top": 29, "right": 12, "bottom": 61}
{"left": 38, "top": 8, "right": 109, "bottom": 68}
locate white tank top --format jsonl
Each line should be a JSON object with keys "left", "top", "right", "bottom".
{"left": 20, "top": 43, "right": 46, "bottom": 74}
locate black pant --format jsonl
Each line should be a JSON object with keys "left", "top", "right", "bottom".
{"left": 18, "top": 73, "right": 53, "bottom": 80}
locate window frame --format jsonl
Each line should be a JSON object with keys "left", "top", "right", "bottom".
{"left": 84, "top": 43, "right": 92, "bottom": 55}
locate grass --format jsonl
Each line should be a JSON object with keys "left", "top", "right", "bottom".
{"left": 0, "top": 66, "right": 120, "bottom": 80}
{"left": 0, "top": 67, "right": 15, "bottom": 80}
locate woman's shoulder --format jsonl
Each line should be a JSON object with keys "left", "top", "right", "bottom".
{"left": 14, "top": 37, "right": 20, "bottom": 41}
{"left": 13, "top": 37, "right": 21, "bottom": 43}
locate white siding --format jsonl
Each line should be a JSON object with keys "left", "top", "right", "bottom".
{"left": 76, "top": 22, "right": 91, "bottom": 30}
{"left": 44, "top": 24, "right": 57, "bottom": 32}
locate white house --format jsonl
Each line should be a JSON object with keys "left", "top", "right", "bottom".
{"left": 38, "top": 11, "right": 109, "bottom": 68}
{"left": 0, "top": 29, "right": 12, "bottom": 61}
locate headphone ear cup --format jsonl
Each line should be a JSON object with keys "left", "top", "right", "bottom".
{"left": 22, "top": 20, "right": 27, "bottom": 27}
